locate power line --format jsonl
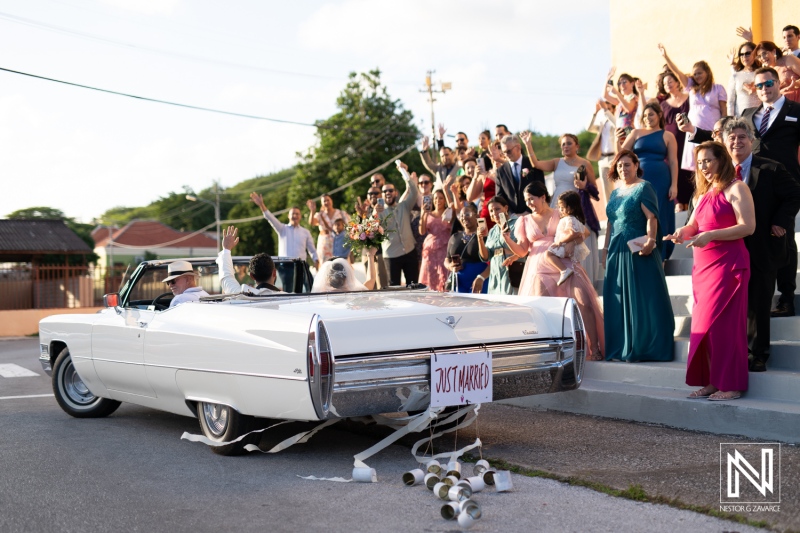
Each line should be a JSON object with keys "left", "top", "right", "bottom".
{"left": 0, "top": 66, "right": 420, "bottom": 137}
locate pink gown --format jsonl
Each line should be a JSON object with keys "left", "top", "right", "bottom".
{"left": 515, "top": 211, "right": 605, "bottom": 358}
{"left": 419, "top": 214, "right": 451, "bottom": 291}
{"left": 686, "top": 188, "right": 750, "bottom": 391}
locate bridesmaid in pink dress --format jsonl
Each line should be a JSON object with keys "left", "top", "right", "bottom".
{"left": 665, "top": 142, "right": 755, "bottom": 401}
{"left": 419, "top": 190, "right": 453, "bottom": 291}
{"left": 504, "top": 182, "right": 605, "bottom": 360}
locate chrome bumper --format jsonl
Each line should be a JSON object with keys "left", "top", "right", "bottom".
{"left": 39, "top": 344, "right": 52, "bottom": 376}
{"left": 328, "top": 339, "right": 583, "bottom": 418}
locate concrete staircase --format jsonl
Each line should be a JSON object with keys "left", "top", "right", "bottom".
{"left": 506, "top": 212, "right": 800, "bottom": 444}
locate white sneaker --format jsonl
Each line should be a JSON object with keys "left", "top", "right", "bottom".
{"left": 557, "top": 268, "right": 574, "bottom": 286}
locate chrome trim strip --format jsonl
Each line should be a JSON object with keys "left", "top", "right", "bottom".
{"left": 38, "top": 353, "right": 52, "bottom": 377}
{"left": 90, "top": 358, "right": 308, "bottom": 382}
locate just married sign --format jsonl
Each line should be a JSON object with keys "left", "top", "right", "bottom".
{"left": 430, "top": 351, "right": 493, "bottom": 407}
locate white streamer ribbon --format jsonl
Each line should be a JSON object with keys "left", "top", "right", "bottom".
{"left": 411, "top": 405, "right": 482, "bottom": 465}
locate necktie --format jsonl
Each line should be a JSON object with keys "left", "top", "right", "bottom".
{"left": 513, "top": 162, "right": 520, "bottom": 182}
{"left": 759, "top": 106, "right": 773, "bottom": 137}
{"left": 735, "top": 164, "right": 743, "bottom": 181}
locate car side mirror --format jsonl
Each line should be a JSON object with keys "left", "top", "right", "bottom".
{"left": 103, "top": 293, "right": 120, "bottom": 308}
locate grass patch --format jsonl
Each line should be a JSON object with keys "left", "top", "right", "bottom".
{"left": 26, "top": 332, "right": 39, "bottom": 337}
{"left": 462, "top": 454, "right": 772, "bottom": 530}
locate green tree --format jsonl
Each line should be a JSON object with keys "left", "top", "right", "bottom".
{"left": 6, "top": 206, "right": 99, "bottom": 265}
{"left": 288, "top": 70, "right": 421, "bottom": 236}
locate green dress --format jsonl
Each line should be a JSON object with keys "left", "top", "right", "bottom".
{"left": 604, "top": 181, "right": 674, "bottom": 362}
{"left": 483, "top": 215, "right": 520, "bottom": 295}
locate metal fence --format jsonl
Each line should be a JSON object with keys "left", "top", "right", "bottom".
{"left": 0, "top": 264, "right": 128, "bottom": 310}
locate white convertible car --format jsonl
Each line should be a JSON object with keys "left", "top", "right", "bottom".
{"left": 39, "top": 257, "right": 586, "bottom": 455}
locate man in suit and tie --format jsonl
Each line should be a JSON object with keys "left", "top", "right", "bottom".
{"left": 495, "top": 134, "right": 545, "bottom": 214}
{"left": 723, "top": 119, "right": 800, "bottom": 372}
{"left": 742, "top": 67, "right": 800, "bottom": 318}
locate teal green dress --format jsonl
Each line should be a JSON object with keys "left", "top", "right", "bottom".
{"left": 604, "top": 181, "right": 674, "bottom": 362}
{"left": 483, "top": 215, "right": 520, "bottom": 295}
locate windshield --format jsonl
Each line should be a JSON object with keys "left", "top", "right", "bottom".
{"left": 124, "top": 259, "right": 310, "bottom": 305}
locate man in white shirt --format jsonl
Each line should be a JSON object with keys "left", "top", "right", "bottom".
{"left": 163, "top": 261, "right": 209, "bottom": 307}
{"left": 216, "top": 226, "right": 280, "bottom": 295}
{"left": 783, "top": 25, "right": 800, "bottom": 57}
{"left": 249, "top": 192, "right": 318, "bottom": 268}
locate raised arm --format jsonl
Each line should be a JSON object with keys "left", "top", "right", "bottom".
{"left": 658, "top": 43, "right": 689, "bottom": 89}
{"left": 250, "top": 192, "right": 284, "bottom": 232}
{"left": 216, "top": 226, "right": 242, "bottom": 295}
{"left": 520, "top": 131, "right": 557, "bottom": 172}
{"left": 466, "top": 170, "right": 485, "bottom": 202}
{"left": 419, "top": 137, "right": 439, "bottom": 175}
{"left": 306, "top": 199, "right": 319, "bottom": 227}
{"left": 603, "top": 66, "right": 619, "bottom": 105}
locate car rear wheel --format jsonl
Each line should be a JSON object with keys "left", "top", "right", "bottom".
{"left": 196, "top": 401, "right": 257, "bottom": 456}
{"left": 52, "top": 347, "right": 121, "bottom": 418}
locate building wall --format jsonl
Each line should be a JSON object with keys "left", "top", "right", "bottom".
{"left": 609, "top": 0, "right": 794, "bottom": 100}
{"left": 0, "top": 307, "right": 103, "bottom": 337}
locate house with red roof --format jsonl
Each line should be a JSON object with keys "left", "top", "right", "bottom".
{"left": 93, "top": 220, "right": 218, "bottom": 270}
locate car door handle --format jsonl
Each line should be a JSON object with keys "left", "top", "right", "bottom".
{"left": 138, "top": 321, "right": 148, "bottom": 328}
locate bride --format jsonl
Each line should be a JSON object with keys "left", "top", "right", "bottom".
{"left": 311, "top": 247, "right": 378, "bottom": 292}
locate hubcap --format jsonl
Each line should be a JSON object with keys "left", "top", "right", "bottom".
{"left": 202, "top": 403, "right": 229, "bottom": 437}
{"left": 62, "top": 359, "right": 96, "bottom": 406}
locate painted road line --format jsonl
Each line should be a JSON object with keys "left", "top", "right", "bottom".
{"left": 0, "top": 364, "right": 39, "bottom": 377}
{"left": 0, "top": 394, "right": 54, "bottom": 400}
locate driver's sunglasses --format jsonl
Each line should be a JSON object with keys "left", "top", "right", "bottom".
{"left": 165, "top": 279, "right": 178, "bottom": 286}
{"left": 754, "top": 80, "right": 776, "bottom": 89}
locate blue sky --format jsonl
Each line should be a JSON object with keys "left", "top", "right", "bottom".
{"left": 0, "top": 0, "right": 610, "bottom": 222}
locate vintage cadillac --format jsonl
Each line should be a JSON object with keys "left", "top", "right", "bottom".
{"left": 39, "top": 257, "right": 586, "bottom": 455}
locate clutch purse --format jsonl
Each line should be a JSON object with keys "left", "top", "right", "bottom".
{"left": 627, "top": 235, "right": 648, "bottom": 253}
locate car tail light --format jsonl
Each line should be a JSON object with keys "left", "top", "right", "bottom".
{"left": 307, "top": 315, "right": 334, "bottom": 419}
{"left": 571, "top": 301, "right": 586, "bottom": 381}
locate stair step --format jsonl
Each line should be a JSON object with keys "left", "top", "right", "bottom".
{"left": 504, "top": 379, "right": 800, "bottom": 443}
{"left": 584, "top": 360, "right": 800, "bottom": 402}
{"left": 672, "top": 338, "right": 800, "bottom": 371}
{"left": 672, "top": 315, "right": 800, "bottom": 343}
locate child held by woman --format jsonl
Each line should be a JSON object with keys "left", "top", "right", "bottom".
{"left": 546, "top": 191, "right": 590, "bottom": 286}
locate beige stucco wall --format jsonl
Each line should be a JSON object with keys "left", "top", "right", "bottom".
{"left": 0, "top": 307, "right": 103, "bottom": 337}
{"left": 610, "top": 0, "right": 794, "bottom": 98}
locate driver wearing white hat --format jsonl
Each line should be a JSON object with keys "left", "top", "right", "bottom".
{"left": 162, "top": 260, "right": 209, "bottom": 307}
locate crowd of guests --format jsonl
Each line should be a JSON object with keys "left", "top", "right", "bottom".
{"left": 200, "top": 23, "right": 800, "bottom": 403}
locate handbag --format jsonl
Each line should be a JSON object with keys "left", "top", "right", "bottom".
{"left": 501, "top": 245, "right": 525, "bottom": 288}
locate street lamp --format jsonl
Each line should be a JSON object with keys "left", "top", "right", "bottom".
{"left": 186, "top": 183, "right": 221, "bottom": 252}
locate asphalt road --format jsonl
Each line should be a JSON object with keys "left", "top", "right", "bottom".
{"left": 0, "top": 337, "right": 768, "bottom": 533}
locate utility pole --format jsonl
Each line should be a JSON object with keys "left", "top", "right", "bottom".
{"left": 186, "top": 180, "right": 222, "bottom": 252}
{"left": 419, "top": 70, "right": 451, "bottom": 144}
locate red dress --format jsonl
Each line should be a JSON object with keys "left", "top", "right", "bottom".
{"left": 686, "top": 187, "right": 750, "bottom": 391}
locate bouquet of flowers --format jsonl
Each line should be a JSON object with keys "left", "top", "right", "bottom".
{"left": 345, "top": 212, "right": 392, "bottom": 255}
